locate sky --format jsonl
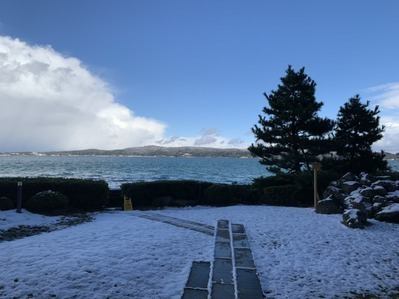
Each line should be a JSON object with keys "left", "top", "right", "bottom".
{"left": 0, "top": 0, "right": 399, "bottom": 152}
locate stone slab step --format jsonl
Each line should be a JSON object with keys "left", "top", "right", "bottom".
{"left": 236, "top": 268, "right": 264, "bottom": 299}
{"left": 186, "top": 261, "right": 211, "bottom": 289}
{"left": 181, "top": 288, "right": 209, "bottom": 299}
{"left": 212, "top": 258, "right": 233, "bottom": 285}
{"left": 211, "top": 283, "right": 235, "bottom": 299}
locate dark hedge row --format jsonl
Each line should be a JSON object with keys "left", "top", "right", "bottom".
{"left": 0, "top": 177, "right": 109, "bottom": 211}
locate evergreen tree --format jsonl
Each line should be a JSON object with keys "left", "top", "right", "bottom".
{"left": 335, "top": 95, "right": 387, "bottom": 172}
{"left": 249, "top": 66, "right": 334, "bottom": 174}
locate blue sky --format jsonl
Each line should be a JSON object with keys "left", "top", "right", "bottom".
{"left": 0, "top": 0, "right": 399, "bottom": 151}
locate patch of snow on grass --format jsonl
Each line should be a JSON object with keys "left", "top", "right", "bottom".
{"left": 159, "top": 205, "right": 399, "bottom": 298}
{"left": 0, "top": 209, "right": 60, "bottom": 230}
{"left": 0, "top": 211, "right": 212, "bottom": 299}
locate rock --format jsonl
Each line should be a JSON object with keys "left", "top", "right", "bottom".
{"left": 342, "top": 208, "right": 367, "bottom": 228}
{"left": 316, "top": 197, "right": 342, "bottom": 214}
{"left": 372, "top": 202, "right": 384, "bottom": 215}
{"left": 372, "top": 195, "right": 387, "bottom": 204}
{"left": 341, "top": 172, "right": 358, "bottom": 182}
{"left": 322, "top": 185, "right": 341, "bottom": 198}
{"left": 372, "top": 185, "right": 387, "bottom": 196}
{"left": 386, "top": 191, "right": 399, "bottom": 203}
{"left": 375, "top": 203, "right": 399, "bottom": 223}
{"left": 359, "top": 187, "right": 375, "bottom": 198}
{"left": 359, "top": 172, "right": 371, "bottom": 184}
{"left": 371, "top": 180, "right": 397, "bottom": 192}
{"left": 344, "top": 195, "right": 367, "bottom": 211}
{"left": 342, "top": 181, "right": 361, "bottom": 194}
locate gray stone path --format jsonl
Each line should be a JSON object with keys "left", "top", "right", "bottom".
{"left": 181, "top": 219, "right": 264, "bottom": 299}
{"left": 137, "top": 212, "right": 214, "bottom": 236}
{"left": 134, "top": 213, "right": 264, "bottom": 298}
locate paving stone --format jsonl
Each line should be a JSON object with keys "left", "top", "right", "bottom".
{"left": 186, "top": 261, "right": 211, "bottom": 289}
{"left": 212, "top": 258, "right": 233, "bottom": 284}
{"left": 231, "top": 223, "right": 245, "bottom": 234}
{"left": 211, "top": 283, "right": 235, "bottom": 299}
{"left": 181, "top": 288, "right": 209, "bottom": 299}
{"left": 234, "top": 248, "right": 255, "bottom": 269}
{"left": 214, "top": 242, "right": 231, "bottom": 259}
{"left": 233, "top": 234, "right": 250, "bottom": 248}
{"left": 215, "top": 229, "right": 230, "bottom": 242}
{"left": 217, "top": 219, "right": 229, "bottom": 229}
{"left": 236, "top": 268, "right": 264, "bottom": 299}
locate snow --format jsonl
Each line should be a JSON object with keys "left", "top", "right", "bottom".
{"left": 343, "top": 181, "right": 358, "bottom": 186}
{"left": 1, "top": 206, "right": 399, "bottom": 298}
{"left": 380, "top": 203, "right": 399, "bottom": 213}
{"left": 388, "top": 190, "right": 399, "bottom": 197}
{"left": 0, "top": 209, "right": 60, "bottom": 230}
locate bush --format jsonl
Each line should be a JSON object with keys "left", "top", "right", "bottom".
{"left": 0, "top": 177, "right": 109, "bottom": 211}
{"left": 203, "top": 184, "right": 254, "bottom": 206}
{"left": 0, "top": 196, "right": 14, "bottom": 210}
{"left": 253, "top": 170, "right": 341, "bottom": 207}
{"left": 25, "top": 190, "right": 69, "bottom": 215}
{"left": 121, "top": 180, "right": 212, "bottom": 208}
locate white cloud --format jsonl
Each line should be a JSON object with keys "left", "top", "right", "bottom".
{"left": 0, "top": 36, "right": 166, "bottom": 151}
{"left": 156, "top": 129, "right": 247, "bottom": 148}
{"left": 368, "top": 82, "right": 399, "bottom": 153}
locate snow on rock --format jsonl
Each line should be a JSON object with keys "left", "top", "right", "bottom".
{"left": 342, "top": 208, "right": 367, "bottom": 229}
{"left": 375, "top": 203, "right": 399, "bottom": 224}
{"left": 0, "top": 209, "right": 60, "bottom": 230}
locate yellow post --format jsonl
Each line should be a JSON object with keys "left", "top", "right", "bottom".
{"left": 312, "top": 162, "right": 321, "bottom": 209}
{"left": 124, "top": 195, "right": 133, "bottom": 211}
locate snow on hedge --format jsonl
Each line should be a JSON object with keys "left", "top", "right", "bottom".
{"left": 1, "top": 206, "right": 399, "bottom": 298}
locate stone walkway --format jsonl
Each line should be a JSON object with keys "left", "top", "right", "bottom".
{"left": 181, "top": 219, "right": 264, "bottom": 299}
{"left": 136, "top": 212, "right": 265, "bottom": 298}
{"left": 137, "top": 212, "right": 215, "bottom": 236}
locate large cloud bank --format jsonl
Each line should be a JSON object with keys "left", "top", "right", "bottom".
{"left": 368, "top": 83, "right": 399, "bottom": 153}
{"left": 0, "top": 36, "right": 166, "bottom": 151}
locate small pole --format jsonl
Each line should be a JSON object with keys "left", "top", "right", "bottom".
{"left": 312, "top": 162, "right": 321, "bottom": 209}
{"left": 16, "top": 181, "right": 23, "bottom": 213}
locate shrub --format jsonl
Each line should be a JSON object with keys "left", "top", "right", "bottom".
{"left": 0, "top": 196, "right": 14, "bottom": 210}
{"left": 121, "top": 180, "right": 212, "bottom": 207}
{"left": 0, "top": 177, "right": 109, "bottom": 211}
{"left": 259, "top": 185, "right": 298, "bottom": 206}
{"left": 203, "top": 184, "right": 254, "bottom": 206}
{"left": 25, "top": 190, "right": 69, "bottom": 215}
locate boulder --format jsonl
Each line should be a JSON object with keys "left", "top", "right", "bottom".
{"left": 386, "top": 191, "right": 399, "bottom": 203}
{"left": 342, "top": 208, "right": 367, "bottom": 229}
{"left": 375, "top": 203, "right": 399, "bottom": 223}
{"left": 372, "top": 195, "right": 387, "bottom": 204}
{"left": 359, "top": 187, "right": 375, "bottom": 198}
{"left": 371, "top": 180, "right": 397, "bottom": 192}
{"left": 372, "top": 202, "right": 384, "bottom": 215}
{"left": 359, "top": 172, "right": 371, "bottom": 185}
{"left": 372, "top": 185, "right": 387, "bottom": 196}
{"left": 322, "top": 185, "right": 342, "bottom": 199}
{"left": 316, "top": 196, "right": 342, "bottom": 214}
{"left": 341, "top": 172, "right": 358, "bottom": 182}
{"left": 344, "top": 195, "right": 367, "bottom": 211}
{"left": 342, "top": 181, "right": 361, "bottom": 194}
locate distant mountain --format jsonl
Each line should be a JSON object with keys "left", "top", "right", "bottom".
{"left": 42, "top": 146, "right": 252, "bottom": 158}
{"left": 384, "top": 152, "right": 399, "bottom": 160}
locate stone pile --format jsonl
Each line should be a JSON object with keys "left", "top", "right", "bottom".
{"left": 317, "top": 172, "right": 399, "bottom": 228}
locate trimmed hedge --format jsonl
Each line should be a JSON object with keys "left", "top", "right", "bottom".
{"left": 0, "top": 196, "right": 14, "bottom": 210}
{"left": 0, "top": 177, "right": 109, "bottom": 211}
{"left": 25, "top": 190, "right": 69, "bottom": 215}
{"left": 121, "top": 180, "right": 263, "bottom": 208}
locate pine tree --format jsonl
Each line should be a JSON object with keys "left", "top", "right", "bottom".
{"left": 249, "top": 66, "right": 334, "bottom": 174}
{"left": 335, "top": 95, "right": 387, "bottom": 172}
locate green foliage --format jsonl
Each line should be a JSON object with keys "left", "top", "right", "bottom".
{"left": 0, "top": 196, "right": 14, "bottom": 210}
{"left": 0, "top": 177, "right": 109, "bottom": 211}
{"left": 121, "top": 180, "right": 213, "bottom": 207}
{"left": 121, "top": 180, "right": 256, "bottom": 207}
{"left": 203, "top": 184, "right": 254, "bottom": 206}
{"left": 334, "top": 95, "right": 387, "bottom": 173}
{"left": 253, "top": 170, "right": 341, "bottom": 207}
{"left": 25, "top": 190, "right": 69, "bottom": 215}
{"left": 249, "top": 66, "right": 334, "bottom": 174}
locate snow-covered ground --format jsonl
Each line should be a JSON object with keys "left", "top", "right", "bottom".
{"left": 0, "top": 209, "right": 60, "bottom": 230}
{"left": 1, "top": 205, "right": 399, "bottom": 298}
